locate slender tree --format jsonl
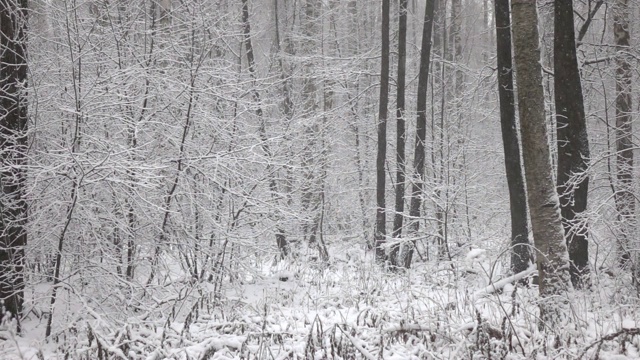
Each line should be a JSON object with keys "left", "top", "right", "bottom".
{"left": 511, "top": 0, "right": 572, "bottom": 325}
{"left": 432, "top": 0, "right": 447, "bottom": 259}
{"left": 375, "top": 0, "right": 390, "bottom": 262}
{"left": 612, "top": 0, "right": 635, "bottom": 273}
{"left": 389, "top": 0, "right": 408, "bottom": 267}
{"left": 403, "top": 0, "right": 437, "bottom": 268}
{"left": 300, "top": 0, "right": 324, "bottom": 249}
{"left": 494, "top": 0, "right": 531, "bottom": 276}
{"left": 554, "top": 0, "right": 591, "bottom": 288}
{"left": 0, "top": 0, "right": 28, "bottom": 331}
{"left": 241, "top": 0, "right": 290, "bottom": 259}
{"left": 344, "top": 0, "right": 370, "bottom": 247}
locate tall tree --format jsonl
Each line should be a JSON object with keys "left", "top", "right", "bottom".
{"left": 390, "top": 0, "right": 408, "bottom": 267}
{"left": 449, "top": 0, "right": 471, "bottom": 242}
{"left": 554, "top": 0, "right": 591, "bottom": 288}
{"left": 511, "top": 0, "right": 572, "bottom": 324}
{"left": 241, "top": 0, "right": 290, "bottom": 259}
{"left": 375, "top": 0, "right": 390, "bottom": 262}
{"left": 300, "top": 0, "right": 324, "bottom": 251}
{"left": 0, "top": 0, "right": 28, "bottom": 331}
{"left": 403, "top": 0, "right": 437, "bottom": 268}
{"left": 344, "top": 0, "right": 370, "bottom": 247}
{"left": 494, "top": 0, "right": 531, "bottom": 276}
{"left": 431, "top": 0, "right": 447, "bottom": 259}
{"left": 612, "top": 0, "right": 635, "bottom": 274}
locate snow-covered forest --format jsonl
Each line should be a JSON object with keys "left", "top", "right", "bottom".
{"left": 1, "top": 0, "right": 640, "bottom": 358}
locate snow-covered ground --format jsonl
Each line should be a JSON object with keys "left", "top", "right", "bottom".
{"left": 2, "top": 244, "right": 640, "bottom": 359}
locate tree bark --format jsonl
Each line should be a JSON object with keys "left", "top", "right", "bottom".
{"left": 375, "top": 0, "right": 391, "bottom": 263}
{"left": 389, "top": 0, "right": 408, "bottom": 267}
{"left": 554, "top": 0, "right": 591, "bottom": 288}
{"left": 0, "top": 0, "right": 28, "bottom": 331}
{"left": 494, "top": 0, "right": 531, "bottom": 277}
{"left": 403, "top": 0, "right": 437, "bottom": 268}
{"left": 511, "top": 0, "right": 572, "bottom": 325}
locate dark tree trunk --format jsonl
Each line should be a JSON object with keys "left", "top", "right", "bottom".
{"left": 403, "top": 0, "right": 437, "bottom": 268}
{"left": 375, "top": 0, "right": 391, "bottom": 263}
{"left": 432, "top": 0, "right": 447, "bottom": 260}
{"left": 0, "top": 0, "right": 28, "bottom": 331}
{"left": 554, "top": 0, "right": 591, "bottom": 288}
{"left": 389, "top": 0, "right": 408, "bottom": 267}
{"left": 494, "top": 0, "right": 531, "bottom": 277}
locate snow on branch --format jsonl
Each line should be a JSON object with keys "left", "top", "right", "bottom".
{"left": 337, "top": 325, "right": 377, "bottom": 360}
{"left": 472, "top": 266, "right": 537, "bottom": 301}
{"left": 579, "top": 328, "right": 640, "bottom": 359}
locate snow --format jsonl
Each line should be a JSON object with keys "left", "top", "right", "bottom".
{"left": 3, "top": 247, "right": 640, "bottom": 359}
{"left": 466, "top": 248, "right": 487, "bottom": 261}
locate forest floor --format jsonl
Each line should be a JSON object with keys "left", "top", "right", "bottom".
{"left": 2, "top": 241, "right": 640, "bottom": 359}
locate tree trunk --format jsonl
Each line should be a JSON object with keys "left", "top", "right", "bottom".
{"left": 0, "top": 0, "right": 28, "bottom": 332}
{"left": 450, "top": 0, "right": 471, "bottom": 241}
{"left": 375, "top": 0, "right": 391, "bottom": 263}
{"left": 450, "top": 0, "right": 462, "bottom": 90}
{"left": 390, "top": 0, "right": 408, "bottom": 267}
{"left": 612, "top": 0, "right": 635, "bottom": 276}
{"left": 511, "top": 0, "right": 572, "bottom": 325}
{"left": 241, "top": 0, "right": 290, "bottom": 259}
{"left": 554, "top": 0, "right": 591, "bottom": 288}
{"left": 300, "top": 0, "right": 324, "bottom": 249}
{"left": 403, "top": 0, "right": 437, "bottom": 268}
{"left": 345, "top": 0, "right": 370, "bottom": 248}
{"left": 494, "top": 0, "right": 531, "bottom": 277}
{"left": 432, "top": 0, "right": 447, "bottom": 260}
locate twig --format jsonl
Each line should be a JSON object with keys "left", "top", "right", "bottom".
{"left": 578, "top": 328, "right": 640, "bottom": 359}
{"left": 384, "top": 323, "right": 431, "bottom": 333}
{"left": 337, "top": 325, "right": 377, "bottom": 360}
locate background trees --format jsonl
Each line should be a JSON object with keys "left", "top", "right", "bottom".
{"left": 2, "top": 0, "right": 640, "bottom": 354}
{"left": 612, "top": 0, "right": 635, "bottom": 277}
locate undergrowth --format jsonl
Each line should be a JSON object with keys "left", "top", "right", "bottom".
{"left": 2, "top": 244, "right": 640, "bottom": 360}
